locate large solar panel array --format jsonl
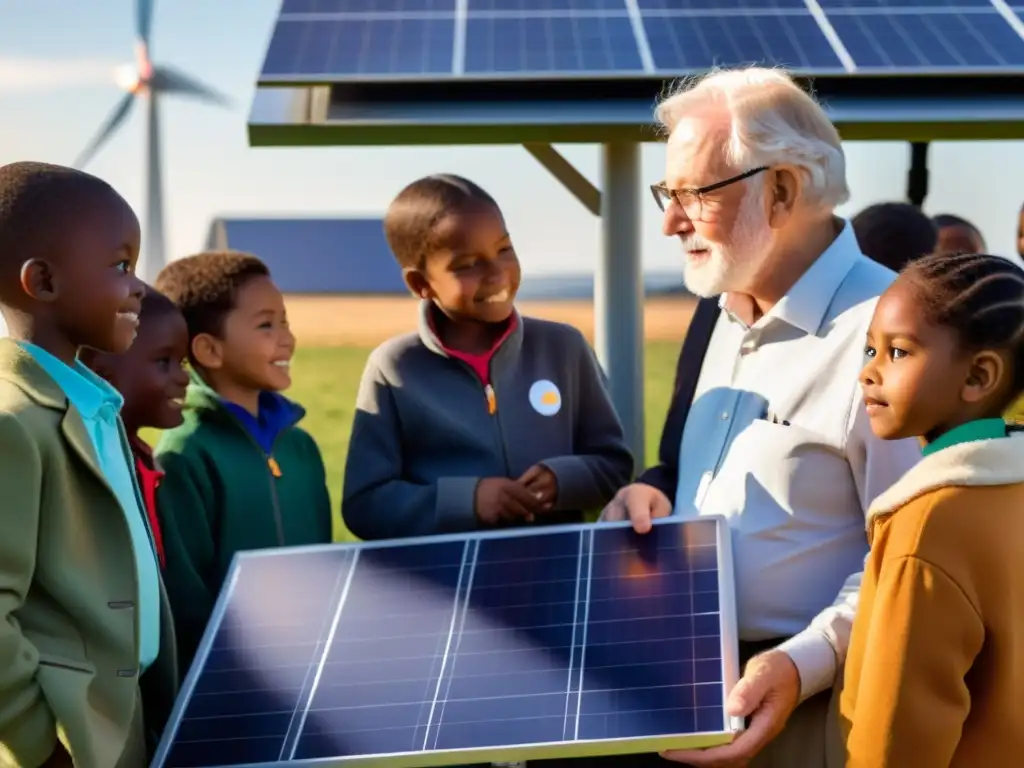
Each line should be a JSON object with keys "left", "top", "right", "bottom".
{"left": 153, "top": 517, "right": 740, "bottom": 767}
{"left": 258, "top": 0, "right": 1024, "bottom": 82}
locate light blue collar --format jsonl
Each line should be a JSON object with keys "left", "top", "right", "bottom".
{"left": 16, "top": 341, "right": 123, "bottom": 419}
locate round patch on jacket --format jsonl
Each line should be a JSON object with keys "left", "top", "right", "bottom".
{"left": 529, "top": 379, "right": 562, "bottom": 416}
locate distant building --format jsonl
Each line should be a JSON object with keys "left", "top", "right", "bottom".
{"left": 204, "top": 216, "right": 406, "bottom": 294}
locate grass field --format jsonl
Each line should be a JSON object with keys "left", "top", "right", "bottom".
{"left": 160, "top": 294, "right": 1024, "bottom": 542}
{"left": 277, "top": 296, "right": 694, "bottom": 540}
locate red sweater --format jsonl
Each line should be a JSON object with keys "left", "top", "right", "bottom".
{"left": 131, "top": 437, "right": 166, "bottom": 568}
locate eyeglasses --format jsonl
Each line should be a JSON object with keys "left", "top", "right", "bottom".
{"left": 650, "top": 166, "right": 769, "bottom": 220}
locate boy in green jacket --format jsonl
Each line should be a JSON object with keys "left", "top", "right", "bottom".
{"left": 153, "top": 251, "right": 332, "bottom": 675}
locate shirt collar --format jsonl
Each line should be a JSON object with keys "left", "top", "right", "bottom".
{"left": 922, "top": 418, "right": 1008, "bottom": 458}
{"left": 721, "top": 218, "right": 861, "bottom": 334}
{"left": 16, "top": 341, "right": 123, "bottom": 420}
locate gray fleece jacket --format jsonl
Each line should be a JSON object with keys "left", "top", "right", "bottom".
{"left": 341, "top": 302, "right": 634, "bottom": 540}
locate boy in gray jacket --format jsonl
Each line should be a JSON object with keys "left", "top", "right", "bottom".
{"left": 342, "top": 174, "right": 634, "bottom": 540}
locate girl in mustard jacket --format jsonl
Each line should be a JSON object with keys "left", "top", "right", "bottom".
{"left": 842, "top": 251, "right": 1024, "bottom": 767}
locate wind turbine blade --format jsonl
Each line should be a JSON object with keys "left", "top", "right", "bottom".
{"left": 137, "top": 0, "right": 154, "bottom": 47}
{"left": 73, "top": 92, "right": 136, "bottom": 169}
{"left": 154, "top": 66, "right": 232, "bottom": 108}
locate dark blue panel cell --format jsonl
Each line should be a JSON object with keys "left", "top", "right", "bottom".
{"left": 293, "top": 541, "right": 467, "bottom": 760}
{"left": 577, "top": 522, "right": 722, "bottom": 741}
{"left": 830, "top": 11, "right": 1024, "bottom": 69}
{"left": 819, "top": 0, "right": 992, "bottom": 7}
{"left": 464, "top": 15, "right": 644, "bottom": 73}
{"left": 639, "top": 0, "right": 806, "bottom": 8}
{"left": 644, "top": 12, "right": 844, "bottom": 72}
{"left": 430, "top": 533, "right": 583, "bottom": 749}
{"left": 469, "top": 0, "right": 626, "bottom": 9}
{"left": 281, "top": 0, "right": 457, "bottom": 12}
{"left": 164, "top": 549, "right": 355, "bottom": 768}
{"left": 216, "top": 219, "right": 405, "bottom": 294}
{"left": 261, "top": 18, "right": 455, "bottom": 78}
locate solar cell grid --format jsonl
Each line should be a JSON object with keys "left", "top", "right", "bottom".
{"left": 154, "top": 518, "right": 740, "bottom": 767}
{"left": 827, "top": 10, "right": 1024, "bottom": 69}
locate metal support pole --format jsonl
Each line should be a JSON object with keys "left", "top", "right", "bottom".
{"left": 596, "top": 142, "right": 645, "bottom": 471}
{"left": 906, "top": 141, "right": 930, "bottom": 208}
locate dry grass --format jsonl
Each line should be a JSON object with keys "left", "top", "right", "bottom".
{"left": 283, "top": 295, "right": 698, "bottom": 347}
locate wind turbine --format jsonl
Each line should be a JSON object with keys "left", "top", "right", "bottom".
{"left": 73, "top": 0, "right": 231, "bottom": 283}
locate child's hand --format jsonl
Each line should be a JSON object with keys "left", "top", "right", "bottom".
{"left": 518, "top": 464, "right": 558, "bottom": 511}
{"left": 474, "top": 477, "right": 544, "bottom": 526}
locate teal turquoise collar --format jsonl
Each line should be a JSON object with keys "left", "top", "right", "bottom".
{"left": 922, "top": 418, "right": 1007, "bottom": 457}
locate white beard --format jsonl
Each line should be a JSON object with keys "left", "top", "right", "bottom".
{"left": 680, "top": 185, "right": 774, "bottom": 298}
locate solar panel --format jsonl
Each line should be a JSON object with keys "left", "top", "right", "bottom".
{"left": 257, "top": 0, "right": 1024, "bottom": 82}
{"left": 152, "top": 517, "right": 741, "bottom": 767}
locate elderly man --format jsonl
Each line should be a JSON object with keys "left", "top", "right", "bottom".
{"left": 599, "top": 68, "right": 921, "bottom": 768}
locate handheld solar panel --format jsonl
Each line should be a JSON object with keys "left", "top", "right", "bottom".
{"left": 152, "top": 517, "right": 742, "bottom": 768}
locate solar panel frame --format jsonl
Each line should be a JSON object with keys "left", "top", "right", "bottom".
{"left": 152, "top": 516, "right": 742, "bottom": 768}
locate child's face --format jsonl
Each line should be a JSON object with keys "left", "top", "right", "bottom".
{"left": 407, "top": 202, "right": 521, "bottom": 325}
{"left": 1017, "top": 211, "right": 1024, "bottom": 260}
{"left": 44, "top": 196, "right": 145, "bottom": 354}
{"left": 105, "top": 310, "right": 190, "bottom": 430}
{"left": 936, "top": 225, "right": 983, "bottom": 256}
{"left": 207, "top": 275, "right": 295, "bottom": 394}
{"left": 859, "top": 278, "right": 1004, "bottom": 442}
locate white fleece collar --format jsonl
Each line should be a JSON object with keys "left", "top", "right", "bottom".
{"left": 868, "top": 432, "right": 1024, "bottom": 524}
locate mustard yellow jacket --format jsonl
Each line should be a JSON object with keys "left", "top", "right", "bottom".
{"left": 841, "top": 432, "right": 1024, "bottom": 767}
{"left": 0, "top": 340, "right": 177, "bottom": 768}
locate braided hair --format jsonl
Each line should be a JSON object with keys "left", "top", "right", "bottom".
{"left": 902, "top": 251, "right": 1024, "bottom": 399}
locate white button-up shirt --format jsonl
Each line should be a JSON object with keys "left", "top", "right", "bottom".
{"left": 673, "top": 221, "right": 922, "bottom": 699}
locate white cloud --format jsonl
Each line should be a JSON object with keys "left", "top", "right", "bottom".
{"left": 0, "top": 56, "right": 118, "bottom": 92}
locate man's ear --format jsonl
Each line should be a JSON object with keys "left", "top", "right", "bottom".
{"left": 191, "top": 333, "right": 223, "bottom": 370}
{"left": 961, "top": 350, "right": 1005, "bottom": 404}
{"left": 20, "top": 259, "right": 58, "bottom": 302}
{"left": 403, "top": 268, "right": 432, "bottom": 299}
{"left": 767, "top": 166, "right": 802, "bottom": 229}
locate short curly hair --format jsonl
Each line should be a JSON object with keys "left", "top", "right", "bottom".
{"left": 383, "top": 174, "right": 499, "bottom": 269}
{"left": 0, "top": 161, "right": 121, "bottom": 303}
{"left": 154, "top": 250, "right": 269, "bottom": 344}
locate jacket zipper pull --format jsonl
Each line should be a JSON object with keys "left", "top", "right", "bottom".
{"left": 268, "top": 456, "right": 282, "bottom": 477}
{"left": 485, "top": 384, "right": 497, "bottom": 415}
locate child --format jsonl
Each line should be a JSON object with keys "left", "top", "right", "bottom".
{"left": 342, "top": 174, "right": 633, "bottom": 539}
{"left": 851, "top": 201, "right": 938, "bottom": 273}
{"left": 153, "top": 251, "right": 332, "bottom": 672}
{"left": 841, "top": 251, "right": 1024, "bottom": 767}
{"left": 0, "top": 162, "right": 177, "bottom": 767}
{"left": 932, "top": 213, "right": 986, "bottom": 256}
{"left": 80, "top": 289, "right": 190, "bottom": 569}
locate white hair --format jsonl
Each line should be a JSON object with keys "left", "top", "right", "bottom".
{"left": 655, "top": 67, "right": 850, "bottom": 210}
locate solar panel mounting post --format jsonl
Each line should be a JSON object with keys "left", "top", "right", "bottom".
{"left": 597, "top": 142, "right": 645, "bottom": 471}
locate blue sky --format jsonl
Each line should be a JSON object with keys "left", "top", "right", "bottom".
{"left": 1, "top": 0, "right": 1022, "bottom": 278}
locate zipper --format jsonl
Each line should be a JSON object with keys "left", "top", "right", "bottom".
{"left": 482, "top": 381, "right": 512, "bottom": 477}
{"left": 219, "top": 411, "right": 290, "bottom": 547}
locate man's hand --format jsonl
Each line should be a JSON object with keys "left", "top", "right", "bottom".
{"left": 474, "top": 478, "right": 543, "bottom": 526}
{"left": 598, "top": 482, "right": 672, "bottom": 533}
{"left": 661, "top": 650, "right": 802, "bottom": 767}
{"left": 518, "top": 464, "right": 558, "bottom": 511}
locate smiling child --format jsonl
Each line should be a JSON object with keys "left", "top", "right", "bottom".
{"left": 152, "top": 251, "right": 331, "bottom": 674}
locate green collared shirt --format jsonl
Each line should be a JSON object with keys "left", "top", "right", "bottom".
{"left": 922, "top": 418, "right": 1009, "bottom": 458}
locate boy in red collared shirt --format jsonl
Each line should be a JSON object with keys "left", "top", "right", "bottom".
{"left": 82, "top": 288, "right": 190, "bottom": 567}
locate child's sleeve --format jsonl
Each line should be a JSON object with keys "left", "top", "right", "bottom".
{"left": 0, "top": 413, "right": 60, "bottom": 768}
{"left": 541, "top": 331, "right": 635, "bottom": 512}
{"left": 153, "top": 444, "right": 219, "bottom": 675}
{"left": 844, "top": 553, "right": 982, "bottom": 768}
{"left": 342, "top": 350, "right": 480, "bottom": 540}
